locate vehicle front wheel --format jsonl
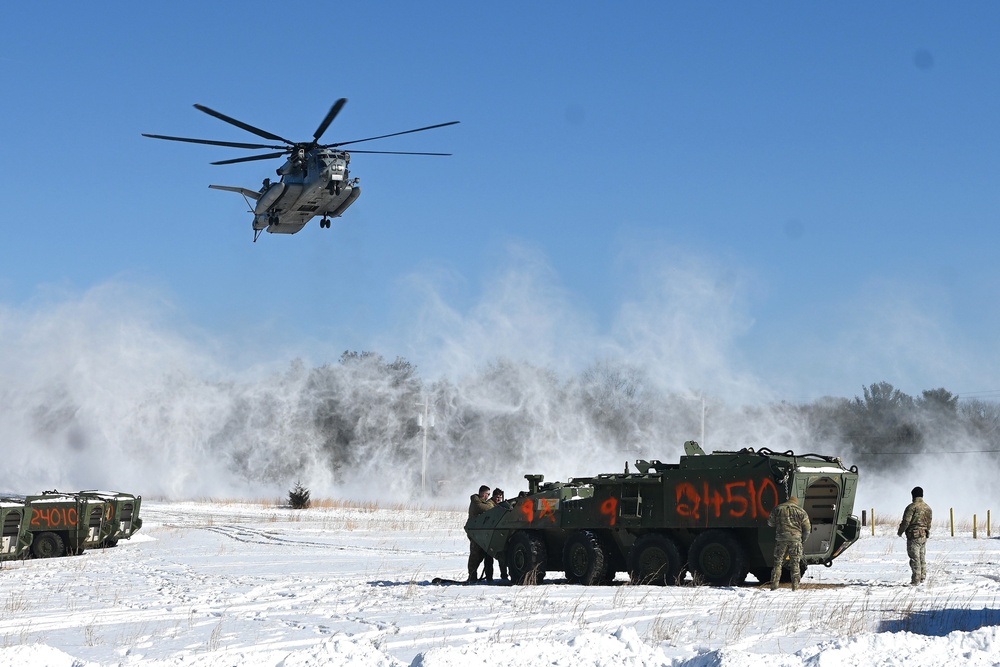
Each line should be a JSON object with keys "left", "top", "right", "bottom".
{"left": 31, "top": 531, "right": 65, "bottom": 559}
{"left": 507, "top": 531, "right": 547, "bottom": 585}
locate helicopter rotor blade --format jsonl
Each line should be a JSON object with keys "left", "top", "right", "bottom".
{"left": 142, "top": 134, "right": 287, "bottom": 150}
{"left": 194, "top": 104, "right": 295, "bottom": 145}
{"left": 346, "top": 149, "right": 454, "bottom": 156}
{"left": 326, "top": 120, "right": 460, "bottom": 148}
{"left": 210, "top": 151, "right": 290, "bottom": 166}
{"left": 313, "top": 98, "right": 347, "bottom": 143}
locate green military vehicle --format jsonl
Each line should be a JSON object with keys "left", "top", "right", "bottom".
{"left": 0, "top": 501, "right": 33, "bottom": 561}
{"left": 466, "top": 442, "right": 861, "bottom": 586}
{"left": 12, "top": 491, "right": 109, "bottom": 558}
{"left": 78, "top": 490, "right": 143, "bottom": 547}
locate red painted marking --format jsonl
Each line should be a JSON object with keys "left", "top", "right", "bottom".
{"left": 537, "top": 498, "right": 557, "bottom": 523}
{"left": 520, "top": 499, "right": 535, "bottom": 523}
{"left": 674, "top": 477, "right": 782, "bottom": 522}
{"left": 724, "top": 481, "right": 750, "bottom": 517}
{"left": 676, "top": 482, "right": 702, "bottom": 520}
{"left": 30, "top": 506, "right": 78, "bottom": 529}
{"left": 756, "top": 478, "right": 779, "bottom": 517}
{"left": 600, "top": 497, "right": 619, "bottom": 526}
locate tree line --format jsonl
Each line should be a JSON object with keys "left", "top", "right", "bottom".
{"left": 211, "top": 352, "right": 1000, "bottom": 494}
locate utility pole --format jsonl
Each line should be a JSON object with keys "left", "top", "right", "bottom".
{"left": 416, "top": 395, "right": 435, "bottom": 497}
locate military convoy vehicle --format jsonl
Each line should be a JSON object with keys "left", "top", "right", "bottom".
{"left": 0, "top": 491, "right": 109, "bottom": 558}
{"left": 466, "top": 442, "right": 861, "bottom": 586}
{"left": 78, "top": 490, "right": 143, "bottom": 547}
{"left": 26, "top": 491, "right": 109, "bottom": 557}
{"left": 0, "top": 501, "right": 33, "bottom": 561}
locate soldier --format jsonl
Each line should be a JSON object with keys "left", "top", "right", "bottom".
{"left": 490, "top": 488, "right": 508, "bottom": 580}
{"left": 767, "top": 495, "right": 811, "bottom": 591}
{"left": 467, "top": 485, "right": 493, "bottom": 583}
{"left": 897, "top": 486, "right": 933, "bottom": 585}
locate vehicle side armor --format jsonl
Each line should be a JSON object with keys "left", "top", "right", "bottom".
{"left": 78, "top": 490, "right": 143, "bottom": 546}
{"left": 466, "top": 442, "right": 861, "bottom": 586}
{"left": 2, "top": 491, "right": 108, "bottom": 558}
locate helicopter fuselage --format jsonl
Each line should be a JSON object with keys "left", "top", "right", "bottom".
{"left": 248, "top": 149, "right": 360, "bottom": 236}
{"left": 144, "top": 98, "right": 456, "bottom": 242}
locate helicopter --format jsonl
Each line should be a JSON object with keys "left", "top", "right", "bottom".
{"left": 143, "top": 99, "right": 459, "bottom": 242}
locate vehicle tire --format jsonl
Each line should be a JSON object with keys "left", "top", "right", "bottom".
{"left": 507, "top": 531, "right": 547, "bottom": 585}
{"left": 688, "top": 530, "right": 747, "bottom": 586}
{"left": 628, "top": 533, "right": 683, "bottom": 586}
{"left": 31, "top": 531, "right": 65, "bottom": 559}
{"left": 563, "top": 530, "right": 608, "bottom": 585}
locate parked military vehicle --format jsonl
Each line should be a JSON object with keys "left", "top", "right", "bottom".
{"left": 466, "top": 442, "right": 861, "bottom": 586}
{"left": 0, "top": 501, "right": 33, "bottom": 561}
{"left": 78, "top": 490, "right": 143, "bottom": 547}
{"left": 3, "top": 491, "right": 109, "bottom": 558}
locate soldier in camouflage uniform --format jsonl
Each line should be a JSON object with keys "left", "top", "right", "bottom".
{"left": 490, "top": 489, "right": 509, "bottom": 580}
{"left": 467, "top": 485, "right": 493, "bottom": 583}
{"left": 897, "top": 486, "right": 932, "bottom": 585}
{"left": 767, "top": 495, "right": 811, "bottom": 591}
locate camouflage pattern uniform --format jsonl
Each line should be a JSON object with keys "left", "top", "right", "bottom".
{"left": 467, "top": 487, "right": 494, "bottom": 582}
{"left": 767, "top": 496, "right": 811, "bottom": 591}
{"left": 490, "top": 490, "right": 508, "bottom": 580}
{"left": 897, "top": 489, "right": 932, "bottom": 585}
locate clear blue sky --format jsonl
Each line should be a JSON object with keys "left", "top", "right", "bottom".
{"left": 2, "top": 2, "right": 999, "bottom": 404}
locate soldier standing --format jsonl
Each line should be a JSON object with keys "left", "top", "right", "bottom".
{"left": 897, "top": 486, "right": 933, "bottom": 585}
{"left": 467, "top": 485, "right": 493, "bottom": 583}
{"left": 490, "top": 488, "right": 508, "bottom": 580}
{"left": 767, "top": 495, "right": 811, "bottom": 591}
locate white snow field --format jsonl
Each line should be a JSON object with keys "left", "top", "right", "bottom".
{"left": 0, "top": 501, "right": 998, "bottom": 666}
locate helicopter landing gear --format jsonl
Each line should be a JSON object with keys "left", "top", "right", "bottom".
{"left": 320, "top": 217, "right": 331, "bottom": 229}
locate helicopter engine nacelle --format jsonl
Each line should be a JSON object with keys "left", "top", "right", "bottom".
{"left": 254, "top": 182, "right": 286, "bottom": 215}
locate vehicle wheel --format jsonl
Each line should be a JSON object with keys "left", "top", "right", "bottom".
{"left": 563, "top": 530, "right": 607, "bottom": 585}
{"left": 31, "top": 531, "right": 65, "bottom": 559}
{"left": 507, "top": 531, "right": 547, "bottom": 585}
{"left": 688, "top": 530, "right": 747, "bottom": 586}
{"left": 629, "top": 533, "right": 683, "bottom": 586}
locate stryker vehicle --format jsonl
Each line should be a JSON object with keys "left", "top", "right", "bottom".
{"left": 466, "top": 442, "right": 861, "bottom": 586}
{"left": 3, "top": 491, "right": 109, "bottom": 558}
{"left": 0, "top": 501, "right": 33, "bottom": 561}
{"left": 78, "top": 490, "right": 143, "bottom": 547}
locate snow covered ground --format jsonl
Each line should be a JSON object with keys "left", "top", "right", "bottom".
{"left": 0, "top": 500, "right": 998, "bottom": 666}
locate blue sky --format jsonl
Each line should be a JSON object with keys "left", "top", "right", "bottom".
{"left": 2, "top": 2, "right": 999, "bottom": 404}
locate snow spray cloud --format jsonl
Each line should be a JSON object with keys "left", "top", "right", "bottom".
{"left": 1, "top": 248, "right": 995, "bottom": 514}
{"left": 388, "top": 245, "right": 816, "bottom": 499}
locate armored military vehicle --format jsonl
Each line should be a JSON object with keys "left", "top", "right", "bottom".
{"left": 78, "top": 490, "right": 143, "bottom": 547}
{"left": 7, "top": 491, "right": 109, "bottom": 558}
{"left": 466, "top": 442, "right": 861, "bottom": 586}
{"left": 0, "top": 501, "right": 33, "bottom": 561}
